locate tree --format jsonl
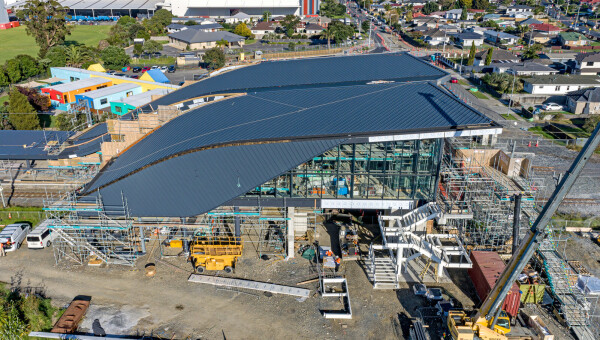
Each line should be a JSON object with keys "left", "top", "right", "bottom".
{"left": 5, "top": 59, "right": 22, "bottom": 83}
{"left": 64, "top": 45, "right": 92, "bottom": 68}
{"left": 17, "top": 0, "right": 72, "bottom": 58}
{"left": 233, "top": 22, "right": 253, "bottom": 38}
{"left": 406, "top": 11, "right": 413, "bottom": 22}
{"left": 97, "top": 39, "right": 110, "bottom": 51}
{"left": 0, "top": 68, "right": 9, "bottom": 88}
{"left": 459, "top": 0, "right": 472, "bottom": 9}
{"left": 460, "top": 8, "right": 468, "bottom": 20}
{"left": 16, "top": 86, "right": 50, "bottom": 112}
{"left": 320, "top": 0, "right": 346, "bottom": 17}
{"left": 0, "top": 304, "right": 28, "bottom": 339}
{"left": 117, "top": 15, "right": 136, "bottom": 26}
{"left": 133, "top": 43, "right": 144, "bottom": 56}
{"left": 184, "top": 20, "right": 197, "bottom": 26}
{"left": 216, "top": 39, "right": 229, "bottom": 49}
{"left": 45, "top": 45, "right": 67, "bottom": 67}
{"left": 282, "top": 14, "right": 300, "bottom": 37}
{"left": 583, "top": 115, "right": 600, "bottom": 133}
{"left": 361, "top": 20, "right": 370, "bottom": 33}
{"left": 422, "top": 2, "right": 439, "bottom": 14}
{"left": 263, "top": 10, "right": 271, "bottom": 21}
{"left": 328, "top": 21, "right": 354, "bottom": 43}
{"left": 151, "top": 9, "right": 173, "bottom": 28}
{"left": 523, "top": 43, "right": 542, "bottom": 59}
{"left": 100, "top": 46, "right": 130, "bottom": 69}
{"left": 473, "top": 0, "right": 489, "bottom": 10}
{"left": 288, "top": 42, "right": 296, "bottom": 51}
{"left": 16, "top": 55, "right": 40, "bottom": 79}
{"left": 481, "top": 20, "right": 500, "bottom": 29}
{"left": 143, "top": 40, "right": 163, "bottom": 55}
{"left": 467, "top": 41, "right": 476, "bottom": 65}
{"left": 203, "top": 47, "right": 225, "bottom": 70}
{"left": 7, "top": 88, "right": 40, "bottom": 130}
{"left": 484, "top": 47, "right": 493, "bottom": 65}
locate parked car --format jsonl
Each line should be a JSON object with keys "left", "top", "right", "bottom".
{"left": 129, "top": 74, "right": 139, "bottom": 79}
{"left": 141, "top": 66, "right": 151, "bottom": 72}
{"left": 413, "top": 283, "right": 428, "bottom": 296}
{"left": 106, "top": 70, "right": 116, "bottom": 74}
{"left": 450, "top": 77, "right": 458, "bottom": 84}
{"left": 151, "top": 65, "right": 159, "bottom": 70}
{"left": 426, "top": 288, "right": 444, "bottom": 301}
{"left": 167, "top": 65, "right": 176, "bottom": 73}
{"left": 114, "top": 73, "right": 126, "bottom": 77}
{"left": 541, "top": 102, "right": 563, "bottom": 111}
{"left": 132, "top": 67, "right": 142, "bottom": 73}
{"left": 27, "top": 225, "right": 56, "bottom": 249}
{"left": 160, "top": 66, "right": 168, "bottom": 73}
{"left": 0, "top": 223, "right": 31, "bottom": 252}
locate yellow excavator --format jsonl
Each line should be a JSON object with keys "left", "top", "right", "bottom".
{"left": 447, "top": 121, "right": 600, "bottom": 340}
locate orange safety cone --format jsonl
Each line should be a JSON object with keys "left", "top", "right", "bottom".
{"left": 535, "top": 141, "right": 539, "bottom": 147}
{"left": 528, "top": 141, "right": 531, "bottom": 147}
{"left": 8, "top": 213, "right": 11, "bottom": 219}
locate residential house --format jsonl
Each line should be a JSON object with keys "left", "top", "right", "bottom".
{"left": 574, "top": 52, "right": 600, "bottom": 75}
{"left": 492, "top": 62, "right": 559, "bottom": 76}
{"left": 438, "top": 24, "right": 460, "bottom": 34}
{"left": 465, "top": 26, "right": 488, "bottom": 35}
{"left": 483, "top": 30, "right": 519, "bottom": 45}
{"left": 168, "top": 30, "right": 245, "bottom": 50}
{"left": 412, "top": 25, "right": 431, "bottom": 33}
{"left": 429, "top": 11, "right": 447, "bottom": 18}
{"left": 530, "top": 23, "right": 562, "bottom": 36}
{"left": 506, "top": 5, "right": 534, "bottom": 17}
{"left": 223, "top": 12, "right": 252, "bottom": 24}
{"left": 523, "top": 75, "right": 600, "bottom": 94}
{"left": 190, "top": 22, "right": 223, "bottom": 33}
{"left": 445, "top": 9, "right": 474, "bottom": 20}
{"left": 456, "top": 32, "right": 484, "bottom": 47}
{"left": 304, "top": 23, "right": 324, "bottom": 35}
{"left": 559, "top": 32, "right": 590, "bottom": 47}
{"left": 304, "top": 16, "right": 331, "bottom": 28}
{"left": 566, "top": 87, "right": 600, "bottom": 114}
{"left": 474, "top": 48, "right": 520, "bottom": 66}
{"left": 167, "top": 23, "right": 188, "bottom": 33}
{"left": 483, "top": 14, "right": 501, "bottom": 21}
{"left": 518, "top": 17, "right": 542, "bottom": 26}
{"left": 251, "top": 22, "right": 277, "bottom": 38}
{"left": 75, "top": 83, "right": 142, "bottom": 111}
{"left": 412, "top": 17, "right": 440, "bottom": 28}
{"left": 404, "top": 0, "right": 429, "bottom": 6}
{"left": 422, "top": 28, "right": 449, "bottom": 46}
{"left": 496, "top": 20, "right": 517, "bottom": 29}
{"left": 525, "top": 31, "right": 553, "bottom": 44}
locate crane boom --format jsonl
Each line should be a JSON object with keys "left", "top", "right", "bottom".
{"left": 474, "top": 121, "right": 600, "bottom": 323}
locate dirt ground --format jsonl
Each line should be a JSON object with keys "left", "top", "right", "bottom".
{"left": 0, "top": 222, "right": 481, "bottom": 340}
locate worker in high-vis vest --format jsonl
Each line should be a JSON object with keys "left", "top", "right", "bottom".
{"left": 0, "top": 242, "right": 5, "bottom": 257}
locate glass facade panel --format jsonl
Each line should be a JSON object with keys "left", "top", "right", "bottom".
{"left": 243, "top": 139, "right": 441, "bottom": 202}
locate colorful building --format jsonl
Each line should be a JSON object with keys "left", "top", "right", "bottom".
{"left": 139, "top": 69, "right": 170, "bottom": 84}
{"left": 41, "top": 78, "right": 112, "bottom": 110}
{"left": 87, "top": 63, "right": 106, "bottom": 72}
{"left": 75, "top": 83, "right": 142, "bottom": 110}
{"left": 110, "top": 88, "right": 172, "bottom": 115}
{"left": 301, "top": 0, "right": 319, "bottom": 16}
{"left": 50, "top": 67, "right": 180, "bottom": 92}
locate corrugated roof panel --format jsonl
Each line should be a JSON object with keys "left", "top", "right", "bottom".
{"left": 85, "top": 82, "right": 491, "bottom": 193}
{"left": 45, "top": 78, "right": 111, "bottom": 93}
{"left": 0, "top": 130, "right": 74, "bottom": 160}
{"left": 146, "top": 53, "right": 448, "bottom": 107}
{"left": 89, "top": 139, "right": 344, "bottom": 217}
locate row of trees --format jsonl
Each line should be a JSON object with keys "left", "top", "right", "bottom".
{"left": 107, "top": 10, "right": 173, "bottom": 47}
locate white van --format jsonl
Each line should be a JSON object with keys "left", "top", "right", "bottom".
{"left": 27, "top": 225, "right": 56, "bottom": 249}
{"left": 0, "top": 223, "right": 31, "bottom": 252}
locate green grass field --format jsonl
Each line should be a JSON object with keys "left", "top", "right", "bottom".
{"left": 501, "top": 113, "right": 518, "bottom": 120}
{"left": 0, "top": 25, "right": 112, "bottom": 63}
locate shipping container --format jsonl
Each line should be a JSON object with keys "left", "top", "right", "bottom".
{"left": 468, "top": 251, "right": 521, "bottom": 317}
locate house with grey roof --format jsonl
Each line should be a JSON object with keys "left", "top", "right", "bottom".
{"left": 423, "top": 28, "right": 450, "bottom": 46}
{"left": 167, "top": 23, "right": 188, "bottom": 33}
{"left": 456, "top": 32, "right": 484, "bottom": 47}
{"left": 492, "top": 62, "right": 559, "bottom": 76}
{"left": 523, "top": 75, "right": 600, "bottom": 94}
{"left": 168, "top": 30, "right": 245, "bottom": 50}
{"left": 566, "top": 87, "right": 600, "bottom": 114}
{"left": 474, "top": 48, "right": 520, "bottom": 66}
{"left": 445, "top": 9, "right": 474, "bottom": 20}
{"left": 574, "top": 52, "right": 600, "bottom": 75}
{"left": 483, "top": 30, "right": 519, "bottom": 45}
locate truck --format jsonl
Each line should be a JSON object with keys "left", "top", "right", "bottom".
{"left": 188, "top": 236, "right": 243, "bottom": 274}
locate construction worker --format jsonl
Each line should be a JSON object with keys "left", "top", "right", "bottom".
{"left": 335, "top": 257, "right": 341, "bottom": 271}
{"left": 326, "top": 249, "right": 333, "bottom": 257}
{"left": 0, "top": 242, "right": 5, "bottom": 257}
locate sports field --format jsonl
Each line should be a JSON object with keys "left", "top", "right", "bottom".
{"left": 0, "top": 24, "right": 111, "bottom": 63}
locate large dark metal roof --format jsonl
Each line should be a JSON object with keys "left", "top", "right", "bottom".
{"left": 84, "top": 81, "right": 492, "bottom": 213}
{"left": 146, "top": 53, "right": 448, "bottom": 107}
{"left": 58, "top": 123, "right": 109, "bottom": 159}
{"left": 0, "top": 130, "right": 74, "bottom": 160}
{"left": 88, "top": 139, "right": 343, "bottom": 217}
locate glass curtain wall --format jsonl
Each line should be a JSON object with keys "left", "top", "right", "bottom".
{"left": 245, "top": 139, "right": 441, "bottom": 201}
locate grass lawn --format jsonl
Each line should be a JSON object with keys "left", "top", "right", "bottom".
{"left": 245, "top": 39, "right": 256, "bottom": 45}
{"left": 0, "top": 207, "right": 44, "bottom": 229}
{"left": 501, "top": 113, "right": 518, "bottom": 120}
{"left": 131, "top": 56, "right": 176, "bottom": 66}
{"left": 528, "top": 126, "right": 557, "bottom": 140}
{"left": 470, "top": 90, "right": 488, "bottom": 100}
{"left": 0, "top": 95, "right": 8, "bottom": 105}
{"left": 0, "top": 25, "right": 111, "bottom": 63}
{"left": 458, "top": 79, "right": 469, "bottom": 86}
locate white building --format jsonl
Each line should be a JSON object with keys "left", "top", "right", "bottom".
{"left": 166, "top": 0, "right": 304, "bottom": 18}
{"left": 523, "top": 75, "right": 600, "bottom": 95}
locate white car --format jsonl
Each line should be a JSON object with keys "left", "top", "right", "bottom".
{"left": 160, "top": 66, "right": 168, "bottom": 73}
{"left": 541, "top": 102, "right": 563, "bottom": 111}
{"left": 27, "top": 225, "right": 57, "bottom": 249}
{"left": 0, "top": 223, "right": 31, "bottom": 252}
{"left": 151, "top": 65, "right": 159, "bottom": 70}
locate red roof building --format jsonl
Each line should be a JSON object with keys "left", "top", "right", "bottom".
{"left": 530, "top": 23, "right": 563, "bottom": 35}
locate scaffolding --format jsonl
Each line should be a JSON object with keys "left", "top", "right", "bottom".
{"left": 437, "top": 138, "right": 543, "bottom": 252}
{"left": 43, "top": 191, "right": 140, "bottom": 266}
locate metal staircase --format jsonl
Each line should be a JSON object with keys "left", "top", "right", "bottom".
{"left": 381, "top": 202, "right": 441, "bottom": 233}
{"left": 367, "top": 244, "right": 399, "bottom": 289}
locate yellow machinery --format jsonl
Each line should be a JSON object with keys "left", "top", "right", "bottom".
{"left": 447, "top": 122, "right": 600, "bottom": 340}
{"left": 189, "top": 236, "right": 243, "bottom": 274}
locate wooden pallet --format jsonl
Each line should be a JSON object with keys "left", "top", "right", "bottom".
{"left": 568, "top": 260, "right": 591, "bottom": 276}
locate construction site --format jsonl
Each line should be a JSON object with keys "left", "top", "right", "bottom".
{"left": 1, "top": 53, "right": 600, "bottom": 340}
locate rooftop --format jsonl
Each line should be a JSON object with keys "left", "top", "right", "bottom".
{"left": 530, "top": 23, "right": 562, "bottom": 32}
{"left": 45, "top": 77, "right": 111, "bottom": 93}
{"left": 77, "top": 83, "right": 140, "bottom": 100}
{"left": 113, "top": 88, "right": 172, "bottom": 107}
{"left": 456, "top": 32, "right": 483, "bottom": 40}
{"left": 169, "top": 30, "right": 245, "bottom": 44}
{"left": 566, "top": 87, "right": 600, "bottom": 102}
{"left": 475, "top": 48, "right": 520, "bottom": 61}
{"left": 575, "top": 52, "right": 600, "bottom": 64}
{"left": 560, "top": 31, "right": 588, "bottom": 41}
{"left": 0, "top": 130, "right": 74, "bottom": 160}
{"left": 524, "top": 74, "right": 600, "bottom": 85}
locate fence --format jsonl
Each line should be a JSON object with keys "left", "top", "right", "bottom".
{"left": 0, "top": 210, "right": 45, "bottom": 228}
{"left": 262, "top": 48, "right": 344, "bottom": 60}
